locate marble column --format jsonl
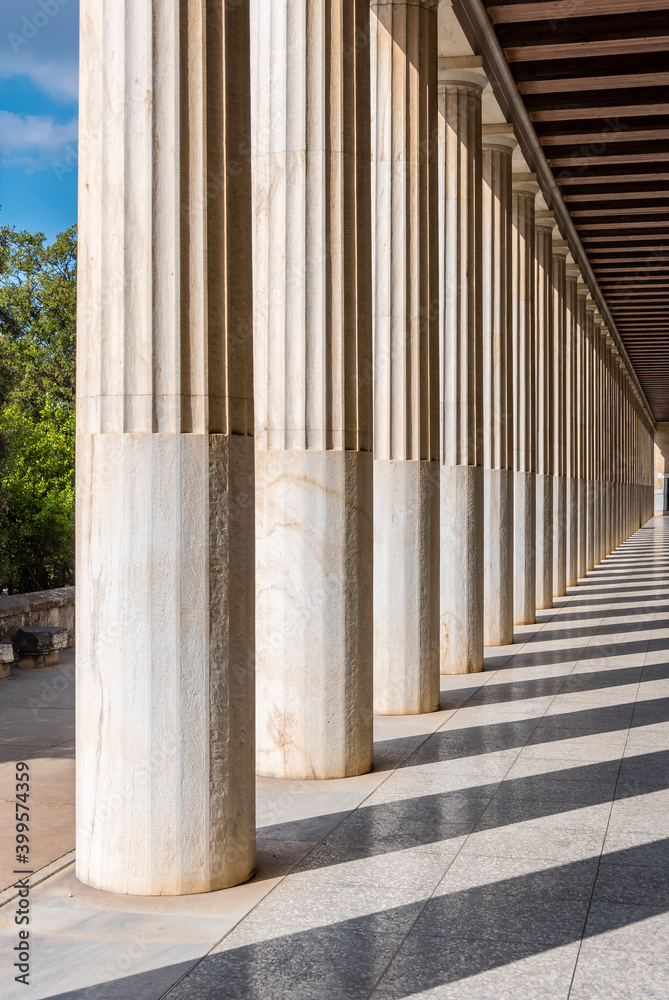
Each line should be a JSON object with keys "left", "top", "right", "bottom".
{"left": 252, "top": 0, "right": 374, "bottom": 778}
{"left": 575, "top": 281, "right": 589, "bottom": 580}
{"left": 482, "top": 125, "right": 516, "bottom": 646}
{"left": 593, "top": 314, "right": 605, "bottom": 565}
{"left": 438, "top": 62, "right": 485, "bottom": 673}
{"left": 604, "top": 336, "right": 614, "bottom": 557}
{"left": 371, "top": 0, "right": 440, "bottom": 714}
{"left": 565, "top": 260, "right": 580, "bottom": 588}
{"left": 512, "top": 175, "right": 539, "bottom": 625}
{"left": 534, "top": 211, "right": 554, "bottom": 610}
{"left": 552, "top": 238, "right": 569, "bottom": 597}
{"left": 585, "top": 295, "right": 597, "bottom": 571}
{"left": 76, "top": 0, "right": 255, "bottom": 894}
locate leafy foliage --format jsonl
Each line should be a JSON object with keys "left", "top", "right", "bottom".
{"left": 0, "top": 224, "right": 76, "bottom": 592}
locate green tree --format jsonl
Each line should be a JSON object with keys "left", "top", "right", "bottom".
{"left": 0, "top": 224, "right": 76, "bottom": 592}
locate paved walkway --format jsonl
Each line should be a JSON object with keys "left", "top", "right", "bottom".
{"left": 2, "top": 517, "right": 669, "bottom": 999}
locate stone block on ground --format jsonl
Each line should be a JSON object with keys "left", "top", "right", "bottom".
{"left": 12, "top": 627, "right": 68, "bottom": 669}
{"left": 0, "top": 643, "right": 12, "bottom": 679}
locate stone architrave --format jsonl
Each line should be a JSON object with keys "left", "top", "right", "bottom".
{"left": 76, "top": 0, "right": 256, "bottom": 894}
{"left": 371, "top": 0, "right": 440, "bottom": 714}
{"left": 438, "top": 60, "right": 486, "bottom": 673}
{"left": 512, "top": 175, "right": 540, "bottom": 625}
{"left": 252, "top": 1, "right": 374, "bottom": 777}
{"left": 481, "top": 124, "right": 516, "bottom": 646}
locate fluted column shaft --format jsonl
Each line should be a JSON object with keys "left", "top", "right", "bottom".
{"left": 76, "top": 0, "right": 255, "bottom": 894}
{"left": 585, "top": 298, "right": 597, "bottom": 571}
{"left": 593, "top": 316, "right": 605, "bottom": 565}
{"left": 371, "top": 0, "right": 440, "bottom": 714}
{"left": 252, "top": 0, "right": 373, "bottom": 778}
{"left": 482, "top": 128, "right": 515, "bottom": 646}
{"left": 565, "top": 265, "right": 579, "bottom": 588}
{"left": 512, "top": 177, "right": 538, "bottom": 625}
{"left": 535, "top": 215, "right": 554, "bottom": 610}
{"left": 552, "top": 241, "right": 568, "bottom": 597}
{"left": 575, "top": 283, "right": 589, "bottom": 580}
{"left": 438, "top": 66, "right": 485, "bottom": 673}
{"left": 604, "top": 338, "right": 614, "bottom": 556}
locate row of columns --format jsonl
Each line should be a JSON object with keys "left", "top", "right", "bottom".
{"left": 76, "top": 0, "right": 655, "bottom": 895}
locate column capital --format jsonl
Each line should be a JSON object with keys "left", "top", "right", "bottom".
{"left": 565, "top": 259, "right": 581, "bottom": 281}
{"left": 512, "top": 172, "right": 540, "bottom": 196}
{"left": 535, "top": 209, "right": 556, "bottom": 233}
{"left": 482, "top": 122, "right": 517, "bottom": 152}
{"left": 552, "top": 239, "right": 570, "bottom": 258}
{"left": 438, "top": 56, "right": 487, "bottom": 91}
{"left": 576, "top": 280, "right": 591, "bottom": 299}
{"left": 372, "top": 0, "right": 439, "bottom": 6}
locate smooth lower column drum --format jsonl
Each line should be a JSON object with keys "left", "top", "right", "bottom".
{"left": 371, "top": 0, "right": 440, "bottom": 715}
{"left": 76, "top": 0, "right": 256, "bottom": 894}
{"left": 512, "top": 175, "right": 539, "bottom": 625}
{"left": 438, "top": 61, "right": 486, "bottom": 673}
{"left": 482, "top": 125, "right": 516, "bottom": 646}
{"left": 534, "top": 212, "right": 555, "bottom": 611}
{"left": 252, "top": 1, "right": 374, "bottom": 778}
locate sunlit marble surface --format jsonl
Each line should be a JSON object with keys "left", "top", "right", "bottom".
{"left": 2, "top": 518, "right": 669, "bottom": 998}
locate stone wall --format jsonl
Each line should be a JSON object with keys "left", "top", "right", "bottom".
{"left": 0, "top": 587, "right": 75, "bottom": 646}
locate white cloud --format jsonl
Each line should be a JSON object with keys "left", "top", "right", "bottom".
{"left": 0, "top": 110, "right": 78, "bottom": 173}
{"left": 0, "top": 51, "right": 78, "bottom": 103}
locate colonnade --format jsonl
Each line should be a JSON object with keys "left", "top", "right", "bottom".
{"left": 76, "top": 0, "right": 655, "bottom": 896}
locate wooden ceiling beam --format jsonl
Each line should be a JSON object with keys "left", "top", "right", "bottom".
{"left": 581, "top": 234, "right": 669, "bottom": 242}
{"left": 564, "top": 190, "right": 669, "bottom": 200}
{"left": 487, "top": 0, "right": 669, "bottom": 25}
{"left": 549, "top": 152, "right": 669, "bottom": 167}
{"left": 541, "top": 128, "right": 669, "bottom": 145}
{"left": 577, "top": 222, "right": 669, "bottom": 230}
{"left": 558, "top": 172, "right": 669, "bottom": 185}
{"left": 519, "top": 73, "right": 669, "bottom": 95}
{"left": 531, "top": 103, "right": 669, "bottom": 121}
{"left": 505, "top": 37, "right": 669, "bottom": 62}
{"left": 571, "top": 207, "right": 669, "bottom": 216}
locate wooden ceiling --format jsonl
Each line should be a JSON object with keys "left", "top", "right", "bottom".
{"left": 484, "top": 0, "right": 669, "bottom": 420}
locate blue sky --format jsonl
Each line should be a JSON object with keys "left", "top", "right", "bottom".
{"left": 0, "top": 1, "right": 79, "bottom": 242}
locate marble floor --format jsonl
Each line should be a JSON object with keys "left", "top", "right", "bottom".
{"left": 2, "top": 517, "right": 669, "bottom": 999}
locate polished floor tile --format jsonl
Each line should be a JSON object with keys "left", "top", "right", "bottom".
{"left": 3, "top": 520, "right": 669, "bottom": 999}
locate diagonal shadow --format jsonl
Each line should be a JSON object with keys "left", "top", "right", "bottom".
{"left": 257, "top": 748, "right": 669, "bottom": 861}
{"left": 46, "top": 840, "right": 669, "bottom": 998}
{"left": 488, "top": 636, "right": 660, "bottom": 669}
{"left": 453, "top": 662, "right": 667, "bottom": 708}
